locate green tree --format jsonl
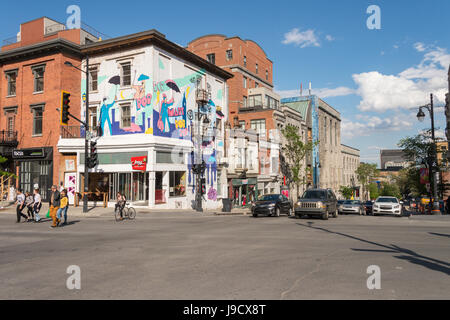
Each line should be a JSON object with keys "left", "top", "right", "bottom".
{"left": 368, "top": 183, "right": 379, "bottom": 200}
{"left": 0, "top": 156, "right": 14, "bottom": 177}
{"left": 281, "top": 124, "right": 316, "bottom": 199}
{"left": 356, "top": 163, "right": 379, "bottom": 201}
{"left": 380, "top": 182, "right": 401, "bottom": 199}
{"left": 339, "top": 186, "right": 354, "bottom": 199}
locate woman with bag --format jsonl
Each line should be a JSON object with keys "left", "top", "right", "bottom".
{"left": 25, "top": 192, "right": 34, "bottom": 222}
{"left": 33, "top": 189, "right": 42, "bottom": 222}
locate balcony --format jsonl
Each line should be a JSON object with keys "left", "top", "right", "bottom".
{"left": 0, "top": 130, "right": 18, "bottom": 147}
{"left": 61, "top": 126, "right": 85, "bottom": 139}
{"left": 196, "top": 89, "right": 210, "bottom": 104}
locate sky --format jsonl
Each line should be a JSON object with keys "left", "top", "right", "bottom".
{"left": 1, "top": 0, "right": 449, "bottom": 167}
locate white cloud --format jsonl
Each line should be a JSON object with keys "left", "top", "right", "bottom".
{"left": 414, "top": 42, "right": 426, "bottom": 52}
{"left": 367, "top": 146, "right": 383, "bottom": 150}
{"left": 325, "top": 35, "right": 335, "bottom": 41}
{"left": 381, "top": 51, "right": 385, "bottom": 56}
{"left": 282, "top": 28, "right": 320, "bottom": 48}
{"left": 393, "top": 45, "right": 399, "bottom": 49}
{"left": 353, "top": 45, "right": 450, "bottom": 112}
{"left": 341, "top": 116, "right": 413, "bottom": 139}
{"left": 276, "top": 86, "right": 356, "bottom": 99}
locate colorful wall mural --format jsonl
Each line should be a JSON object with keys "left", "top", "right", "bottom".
{"left": 81, "top": 49, "right": 227, "bottom": 199}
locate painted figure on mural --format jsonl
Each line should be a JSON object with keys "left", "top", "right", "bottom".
{"left": 132, "top": 74, "right": 152, "bottom": 112}
{"left": 158, "top": 94, "right": 174, "bottom": 133}
{"left": 99, "top": 96, "right": 116, "bottom": 136}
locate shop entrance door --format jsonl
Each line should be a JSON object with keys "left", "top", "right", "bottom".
{"left": 155, "top": 172, "right": 165, "bottom": 204}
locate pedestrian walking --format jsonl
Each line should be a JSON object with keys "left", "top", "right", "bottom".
{"left": 49, "top": 185, "right": 61, "bottom": 228}
{"left": 446, "top": 196, "right": 450, "bottom": 215}
{"left": 33, "top": 188, "right": 42, "bottom": 222}
{"left": 15, "top": 189, "right": 27, "bottom": 223}
{"left": 57, "top": 189, "right": 69, "bottom": 226}
{"left": 25, "top": 192, "right": 34, "bottom": 221}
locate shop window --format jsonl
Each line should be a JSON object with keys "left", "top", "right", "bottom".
{"left": 5, "top": 70, "right": 17, "bottom": 96}
{"left": 170, "top": 171, "right": 186, "bottom": 197}
{"left": 32, "top": 65, "right": 45, "bottom": 93}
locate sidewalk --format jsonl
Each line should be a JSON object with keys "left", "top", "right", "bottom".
{"left": 0, "top": 203, "right": 250, "bottom": 218}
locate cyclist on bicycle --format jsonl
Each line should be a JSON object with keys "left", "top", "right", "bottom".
{"left": 115, "top": 192, "right": 126, "bottom": 220}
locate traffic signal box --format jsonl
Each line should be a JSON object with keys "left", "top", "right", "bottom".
{"left": 61, "top": 91, "right": 71, "bottom": 125}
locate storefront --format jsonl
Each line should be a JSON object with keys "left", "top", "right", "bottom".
{"left": 231, "top": 177, "right": 258, "bottom": 207}
{"left": 13, "top": 147, "right": 53, "bottom": 201}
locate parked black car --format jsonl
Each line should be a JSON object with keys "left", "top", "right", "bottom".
{"left": 294, "top": 188, "right": 338, "bottom": 220}
{"left": 364, "top": 200, "right": 374, "bottom": 215}
{"left": 252, "top": 194, "right": 292, "bottom": 217}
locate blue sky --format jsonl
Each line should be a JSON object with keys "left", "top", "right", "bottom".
{"left": 1, "top": 0, "right": 449, "bottom": 166}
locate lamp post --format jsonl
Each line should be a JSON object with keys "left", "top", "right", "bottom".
{"left": 417, "top": 93, "right": 441, "bottom": 215}
{"left": 64, "top": 57, "right": 90, "bottom": 213}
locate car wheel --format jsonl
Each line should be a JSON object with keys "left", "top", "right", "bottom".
{"left": 275, "top": 207, "right": 280, "bottom": 217}
{"left": 322, "top": 210, "right": 329, "bottom": 220}
{"left": 288, "top": 207, "right": 293, "bottom": 216}
{"left": 252, "top": 213, "right": 258, "bottom": 217}
{"left": 333, "top": 209, "right": 338, "bottom": 218}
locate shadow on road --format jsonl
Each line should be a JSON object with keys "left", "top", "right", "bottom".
{"left": 429, "top": 232, "right": 450, "bottom": 238}
{"left": 58, "top": 220, "right": 81, "bottom": 228}
{"left": 296, "top": 222, "right": 450, "bottom": 276}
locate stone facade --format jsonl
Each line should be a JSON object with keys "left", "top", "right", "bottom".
{"left": 341, "top": 144, "right": 360, "bottom": 198}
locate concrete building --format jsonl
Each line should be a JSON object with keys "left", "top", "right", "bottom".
{"left": 0, "top": 17, "right": 100, "bottom": 201}
{"left": 341, "top": 144, "right": 360, "bottom": 198}
{"left": 380, "top": 149, "right": 410, "bottom": 170}
{"left": 281, "top": 95, "right": 343, "bottom": 195}
{"left": 57, "top": 29, "right": 232, "bottom": 209}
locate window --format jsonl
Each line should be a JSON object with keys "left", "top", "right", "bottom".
{"left": 32, "top": 105, "right": 44, "bottom": 136}
{"left": 170, "top": 171, "right": 186, "bottom": 197}
{"left": 206, "top": 53, "right": 215, "bottom": 65}
{"left": 243, "top": 76, "right": 247, "bottom": 88}
{"left": 120, "top": 62, "right": 131, "bottom": 87}
{"left": 239, "top": 121, "right": 245, "bottom": 129}
{"left": 226, "top": 49, "right": 233, "bottom": 60}
{"left": 89, "top": 106, "right": 98, "bottom": 130}
{"left": 7, "top": 116, "right": 14, "bottom": 135}
{"left": 243, "top": 96, "right": 247, "bottom": 108}
{"left": 250, "top": 119, "right": 266, "bottom": 136}
{"left": 324, "top": 117, "right": 327, "bottom": 143}
{"left": 243, "top": 56, "right": 247, "bottom": 67}
{"left": 89, "top": 67, "right": 98, "bottom": 91}
{"left": 32, "top": 65, "right": 45, "bottom": 93}
{"left": 5, "top": 70, "right": 17, "bottom": 96}
{"left": 266, "top": 70, "right": 268, "bottom": 81}
{"left": 265, "top": 95, "right": 279, "bottom": 109}
{"left": 249, "top": 94, "right": 262, "bottom": 107}
{"left": 255, "top": 82, "right": 259, "bottom": 88}
{"left": 120, "top": 103, "right": 131, "bottom": 128}
{"left": 256, "top": 63, "right": 258, "bottom": 74}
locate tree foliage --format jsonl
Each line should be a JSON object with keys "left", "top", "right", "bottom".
{"left": 368, "top": 183, "right": 379, "bottom": 200}
{"left": 380, "top": 182, "right": 401, "bottom": 199}
{"left": 281, "top": 124, "right": 316, "bottom": 198}
{"left": 339, "top": 186, "right": 354, "bottom": 199}
{"left": 356, "top": 163, "right": 379, "bottom": 200}
{"left": 398, "top": 130, "right": 443, "bottom": 168}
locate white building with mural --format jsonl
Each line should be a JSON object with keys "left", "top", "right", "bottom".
{"left": 58, "top": 30, "right": 233, "bottom": 209}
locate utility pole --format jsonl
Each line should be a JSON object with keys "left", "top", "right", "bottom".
{"left": 83, "top": 55, "right": 90, "bottom": 213}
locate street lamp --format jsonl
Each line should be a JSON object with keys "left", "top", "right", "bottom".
{"left": 416, "top": 93, "right": 441, "bottom": 215}
{"left": 64, "top": 56, "right": 90, "bottom": 213}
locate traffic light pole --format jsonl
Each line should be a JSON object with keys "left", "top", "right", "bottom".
{"left": 83, "top": 55, "right": 90, "bottom": 213}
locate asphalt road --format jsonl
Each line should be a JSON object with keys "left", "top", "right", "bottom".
{"left": 0, "top": 211, "right": 449, "bottom": 300}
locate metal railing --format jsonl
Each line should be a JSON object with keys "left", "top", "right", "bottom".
{"left": 2, "top": 36, "right": 19, "bottom": 46}
{"left": 61, "top": 126, "right": 84, "bottom": 139}
{"left": 0, "top": 130, "right": 18, "bottom": 145}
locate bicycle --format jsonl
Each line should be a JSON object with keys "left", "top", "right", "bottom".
{"left": 115, "top": 202, "right": 136, "bottom": 221}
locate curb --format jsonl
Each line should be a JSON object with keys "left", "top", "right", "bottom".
{"left": 213, "top": 211, "right": 249, "bottom": 216}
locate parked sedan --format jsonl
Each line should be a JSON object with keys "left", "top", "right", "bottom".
{"left": 372, "top": 197, "right": 402, "bottom": 216}
{"left": 338, "top": 200, "right": 365, "bottom": 215}
{"left": 252, "top": 194, "right": 292, "bottom": 217}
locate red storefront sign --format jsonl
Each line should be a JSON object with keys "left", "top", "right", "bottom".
{"left": 131, "top": 156, "right": 147, "bottom": 171}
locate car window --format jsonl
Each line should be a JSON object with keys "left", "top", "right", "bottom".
{"left": 302, "top": 190, "right": 327, "bottom": 199}
{"left": 376, "top": 198, "right": 398, "bottom": 203}
{"left": 258, "top": 195, "right": 279, "bottom": 201}
{"left": 343, "top": 200, "right": 360, "bottom": 205}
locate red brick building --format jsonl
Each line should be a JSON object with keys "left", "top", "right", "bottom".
{"left": 186, "top": 35, "right": 282, "bottom": 138}
{"left": 0, "top": 17, "right": 98, "bottom": 200}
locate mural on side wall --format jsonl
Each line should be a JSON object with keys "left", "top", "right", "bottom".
{"left": 81, "top": 58, "right": 224, "bottom": 198}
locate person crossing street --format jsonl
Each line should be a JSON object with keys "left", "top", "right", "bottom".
{"left": 49, "top": 185, "right": 61, "bottom": 228}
